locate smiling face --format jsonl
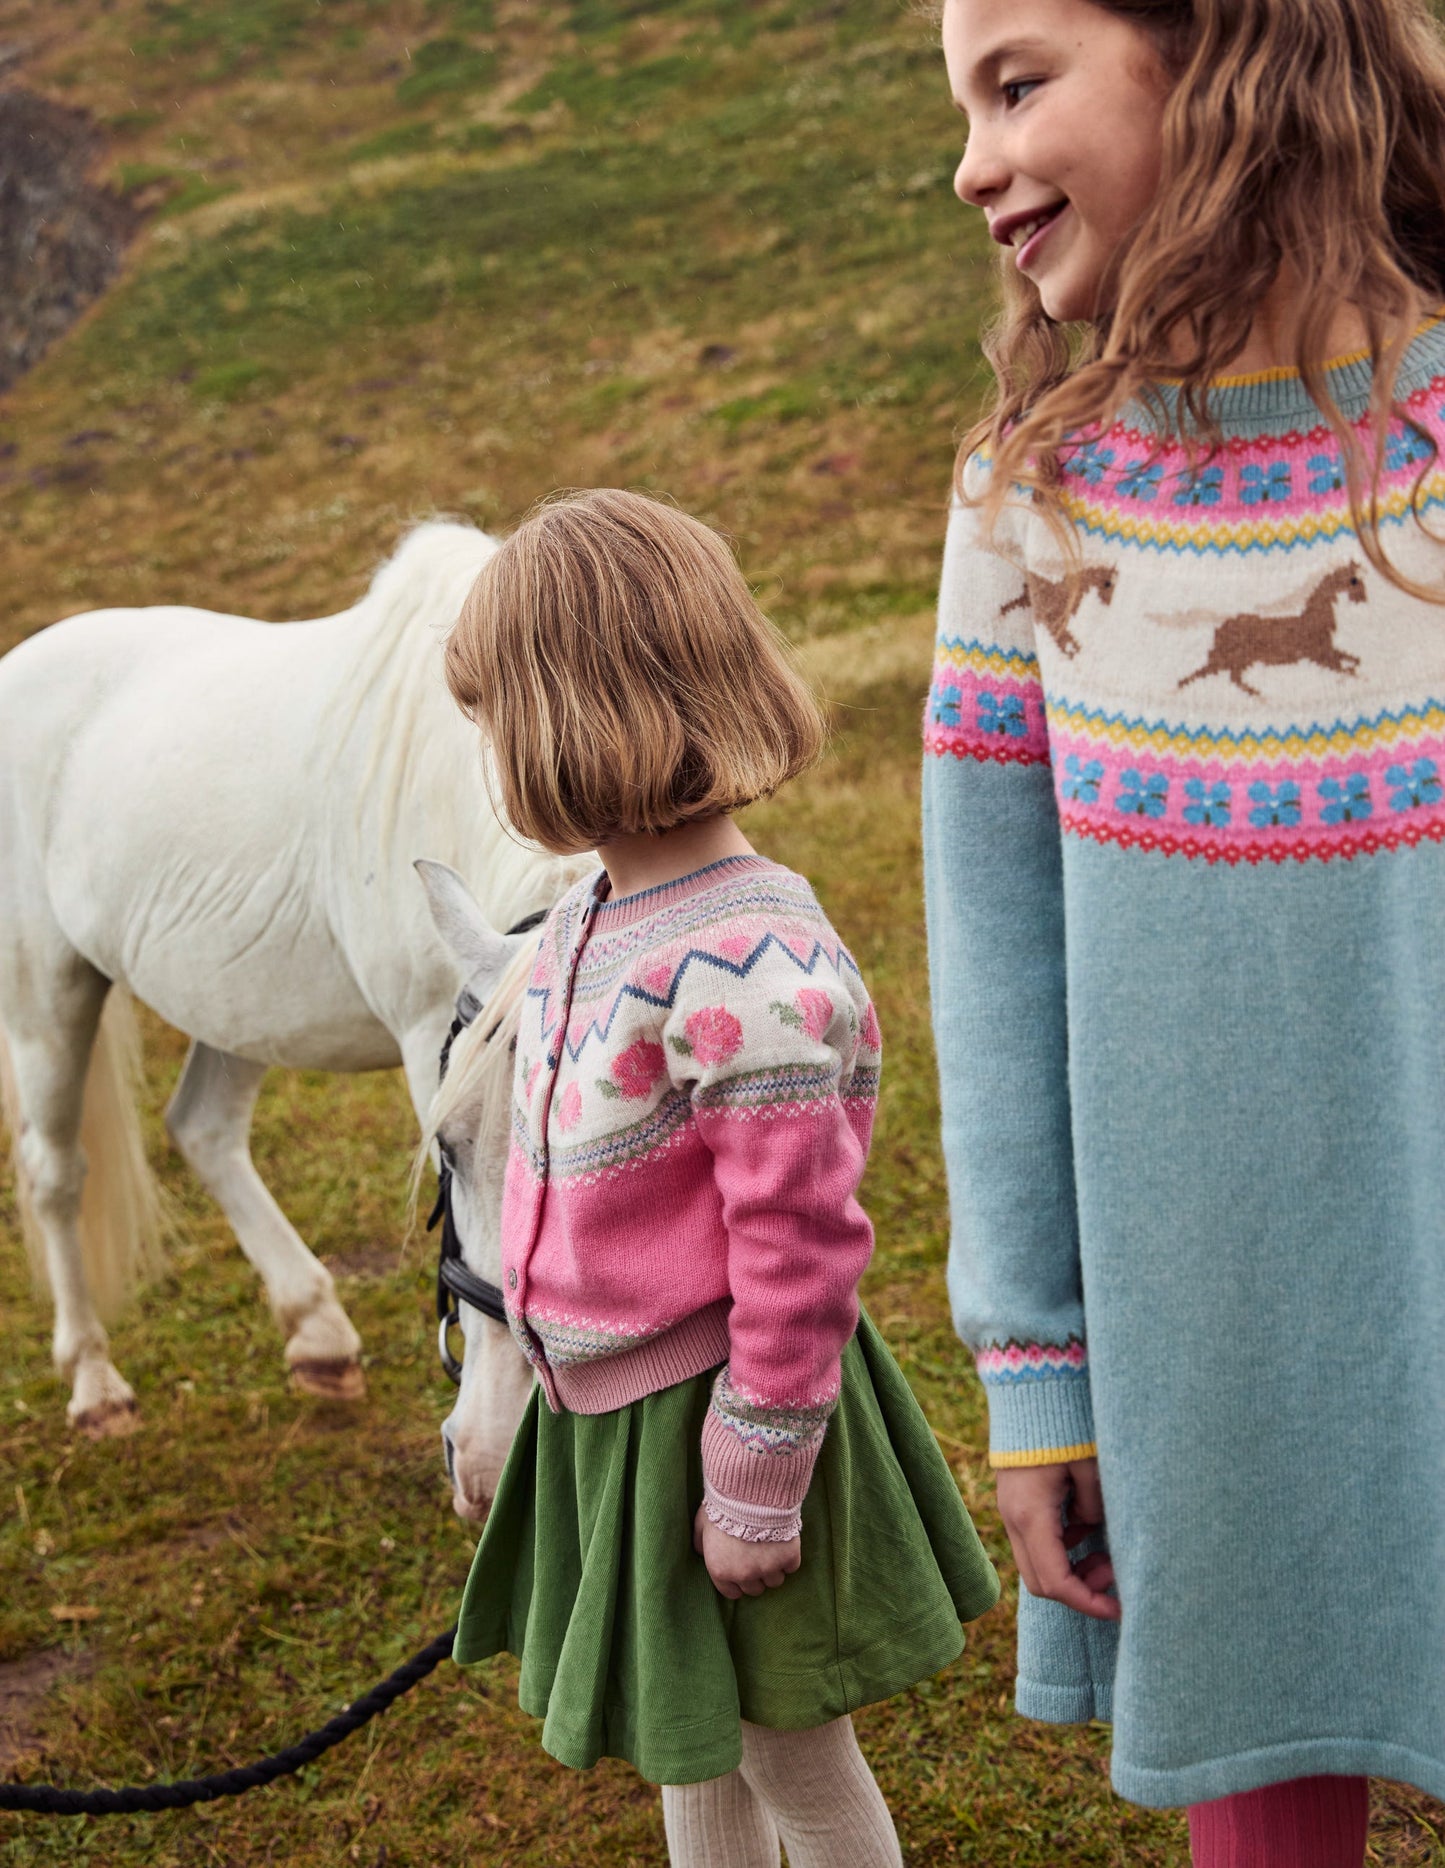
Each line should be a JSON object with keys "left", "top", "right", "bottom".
{"left": 943, "top": 0, "right": 1174, "bottom": 323}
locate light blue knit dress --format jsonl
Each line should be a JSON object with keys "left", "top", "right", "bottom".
{"left": 923, "top": 320, "right": 1445, "bottom": 1808}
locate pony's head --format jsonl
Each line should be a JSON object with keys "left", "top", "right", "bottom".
{"left": 414, "top": 859, "right": 544, "bottom": 1522}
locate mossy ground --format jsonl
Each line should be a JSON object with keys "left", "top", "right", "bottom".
{"left": 1, "top": 2, "right": 1443, "bottom": 1862}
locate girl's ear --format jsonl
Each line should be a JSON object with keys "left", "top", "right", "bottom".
{"left": 413, "top": 858, "right": 511, "bottom": 997}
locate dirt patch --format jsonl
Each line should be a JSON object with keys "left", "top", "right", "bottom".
{"left": 0, "top": 1647, "right": 96, "bottom": 1769}
{"left": 0, "top": 86, "right": 139, "bottom": 394}
{"left": 322, "top": 1242, "right": 404, "bottom": 1279}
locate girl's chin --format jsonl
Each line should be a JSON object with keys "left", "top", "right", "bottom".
{"left": 1036, "top": 272, "right": 1102, "bottom": 324}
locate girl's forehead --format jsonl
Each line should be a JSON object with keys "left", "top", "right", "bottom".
{"left": 944, "top": 0, "right": 1137, "bottom": 101}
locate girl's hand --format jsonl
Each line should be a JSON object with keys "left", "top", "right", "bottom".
{"left": 692, "top": 1504, "right": 801, "bottom": 1599}
{"left": 995, "top": 1458, "right": 1121, "bottom": 1622}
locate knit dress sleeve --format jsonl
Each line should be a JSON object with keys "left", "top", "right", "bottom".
{"left": 663, "top": 946, "right": 881, "bottom": 1543}
{"left": 922, "top": 459, "right": 1095, "bottom": 1469}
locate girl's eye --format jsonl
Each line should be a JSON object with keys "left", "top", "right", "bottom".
{"left": 1001, "top": 78, "right": 1041, "bottom": 107}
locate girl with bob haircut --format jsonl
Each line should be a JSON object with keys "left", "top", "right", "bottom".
{"left": 445, "top": 488, "right": 825, "bottom": 852}
{"left": 443, "top": 487, "right": 999, "bottom": 1868}
{"left": 927, "top": 0, "right": 1445, "bottom": 1862}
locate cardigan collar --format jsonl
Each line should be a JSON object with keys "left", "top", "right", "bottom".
{"left": 588, "top": 853, "right": 779, "bottom": 931}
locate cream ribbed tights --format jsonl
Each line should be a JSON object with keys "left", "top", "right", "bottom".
{"left": 661, "top": 1716, "right": 903, "bottom": 1868}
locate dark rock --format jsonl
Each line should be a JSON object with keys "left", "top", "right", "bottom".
{"left": 0, "top": 88, "right": 140, "bottom": 393}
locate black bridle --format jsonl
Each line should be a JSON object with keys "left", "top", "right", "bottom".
{"left": 428, "top": 911, "right": 548, "bottom": 1383}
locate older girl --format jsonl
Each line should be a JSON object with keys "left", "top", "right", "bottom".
{"left": 927, "top": 0, "right": 1445, "bottom": 1862}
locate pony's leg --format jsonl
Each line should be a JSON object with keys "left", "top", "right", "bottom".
{"left": 165, "top": 1041, "right": 365, "bottom": 1400}
{"left": 4, "top": 961, "right": 140, "bottom": 1436}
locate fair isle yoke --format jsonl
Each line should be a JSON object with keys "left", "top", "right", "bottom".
{"left": 500, "top": 853, "right": 881, "bottom": 1543}
{"left": 922, "top": 317, "right": 1445, "bottom": 1806}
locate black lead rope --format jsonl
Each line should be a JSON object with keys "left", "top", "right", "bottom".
{"left": 0, "top": 1632, "right": 457, "bottom": 1816}
{"left": 0, "top": 908, "right": 552, "bottom": 1818}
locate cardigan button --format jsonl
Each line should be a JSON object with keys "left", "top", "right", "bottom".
{"left": 507, "top": 1267, "right": 518, "bottom": 1291}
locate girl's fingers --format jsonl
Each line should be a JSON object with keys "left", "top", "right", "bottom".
{"left": 1066, "top": 1462, "right": 1107, "bottom": 1527}
{"left": 1025, "top": 1525, "right": 1121, "bottom": 1620}
{"left": 1072, "top": 1548, "right": 1116, "bottom": 1592}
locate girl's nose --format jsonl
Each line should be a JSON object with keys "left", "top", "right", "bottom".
{"left": 955, "top": 135, "right": 1007, "bottom": 208}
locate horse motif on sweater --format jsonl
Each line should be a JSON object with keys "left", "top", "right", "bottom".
{"left": 1001, "top": 564, "right": 1117, "bottom": 659}
{"left": 1177, "top": 562, "right": 1366, "bottom": 697}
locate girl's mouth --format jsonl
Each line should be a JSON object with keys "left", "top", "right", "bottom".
{"left": 1016, "top": 203, "right": 1068, "bottom": 271}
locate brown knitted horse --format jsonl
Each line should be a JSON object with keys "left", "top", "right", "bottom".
{"left": 1178, "top": 563, "right": 1366, "bottom": 697}
{"left": 1001, "top": 564, "right": 1117, "bottom": 658}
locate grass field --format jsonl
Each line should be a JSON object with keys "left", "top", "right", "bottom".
{"left": 1, "top": 2, "right": 1443, "bottom": 1863}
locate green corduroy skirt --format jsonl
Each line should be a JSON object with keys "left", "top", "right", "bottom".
{"left": 453, "top": 1309, "right": 1000, "bottom": 1784}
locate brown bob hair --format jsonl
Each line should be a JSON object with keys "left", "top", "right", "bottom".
{"left": 955, "top": 0, "right": 1445, "bottom": 599}
{"left": 444, "top": 489, "right": 826, "bottom": 853}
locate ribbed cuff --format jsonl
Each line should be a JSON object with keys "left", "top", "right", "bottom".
{"left": 699, "top": 1409, "right": 822, "bottom": 1516}
{"left": 984, "top": 1370, "right": 1096, "bottom": 1468}
{"left": 701, "top": 1484, "right": 802, "bottom": 1544}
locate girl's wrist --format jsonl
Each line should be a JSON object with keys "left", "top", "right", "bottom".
{"left": 701, "top": 1483, "right": 803, "bottom": 1545}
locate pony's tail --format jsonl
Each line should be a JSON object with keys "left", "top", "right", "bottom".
{"left": 0, "top": 989, "right": 170, "bottom": 1321}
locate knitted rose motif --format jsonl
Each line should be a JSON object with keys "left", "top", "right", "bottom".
{"left": 524, "top": 1061, "right": 542, "bottom": 1100}
{"left": 682, "top": 1005, "right": 743, "bottom": 1067}
{"left": 794, "top": 988, "right": 834, "bottom": 1043}
{"left": 609, "top": 1039, "right": 667, "bottom": 1100}
{"left": 556, "top": 1082, "right": 582, "bottom": 1131}
{"left": 860, "top": 1002, "right": 882, "bottom": 1052}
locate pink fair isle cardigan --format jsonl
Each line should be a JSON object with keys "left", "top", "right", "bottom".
{"left": 500, "top": 853, "right": 882, "bottom": 1543}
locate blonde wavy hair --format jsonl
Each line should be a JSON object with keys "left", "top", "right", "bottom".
{"left": 445, "top": 489, "right": 826, "bottom": 854}
{"left": 950, "top": 0, "right": 1445, "bottom": 599}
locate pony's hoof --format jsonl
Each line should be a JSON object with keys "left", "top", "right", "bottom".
{"left": 289, "top": 1358, "right": 366, "bottom": 1401}
{"left": 71, "top": 1397, "right": 142, "bottom": 1440}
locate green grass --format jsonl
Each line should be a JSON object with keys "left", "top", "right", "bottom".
{"left": 1, "top": 1, "right": 1443, "bottom": 1862}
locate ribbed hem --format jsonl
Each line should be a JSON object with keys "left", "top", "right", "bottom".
{"left": 1017, "top": 1677, "right": 1113, "bottom": 1724}
{"left": 699, "top": 1407, "right": 821, "bottom": 1513}
{"left": 550, "top": 1301, "right": 731, "bottom": 1414}
{"left": 589, "top": 853, "right": 780, "bottom": 930}
{"left": 1111, "top": 1735, "right": 1445, "bottom": 1813}
{"left": 986, "top": 1371, "right": 1096, "bottom": 1467}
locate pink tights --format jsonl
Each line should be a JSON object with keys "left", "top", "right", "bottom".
{"left": 1188, "top": 1775, "right": 1369, "bottom": 1868}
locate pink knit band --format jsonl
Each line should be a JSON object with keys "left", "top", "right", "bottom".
{"left": 550, "top": 1302, "right": 732, "bottom": 1414}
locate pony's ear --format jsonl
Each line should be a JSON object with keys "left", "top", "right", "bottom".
{"left": 414, "top": 860, "right": 511, "bottom": 997}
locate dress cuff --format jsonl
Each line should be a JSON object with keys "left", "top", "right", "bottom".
{"left": 702, "top": 1483, "right": 802, "bottom": 1544}
{"left": 980, "top": 1357, "right": 1097, "bottom": 1468}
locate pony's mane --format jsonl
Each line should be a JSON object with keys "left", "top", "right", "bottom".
{"left": 411, "top": 932, "right": 550, "bottom": 1219}
{"left": 317, "top": 520, "right": 590, "bottom": 933}
{"left": 324, "top": 521, "right": 498, "bottom": 858}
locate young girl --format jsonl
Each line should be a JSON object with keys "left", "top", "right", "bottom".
{"left": 442, "top": 488, "right": 1000, "bottom": 1866}
{"left": 926, "top": 0, "right": 1445, "bottom": 1862}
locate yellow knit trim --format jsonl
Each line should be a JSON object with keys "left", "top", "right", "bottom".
{"left": 1160, "top": 310, "right": 1445, "bottom": 389}
{"left": 934, "top": 640, "right": 1040, "bottom": 678}
{"left": 991, "top": 1442, "right": 1098, "bottom": 1469}
{"left": 1046, "top": 701, "right": 1445, "bottom": 763}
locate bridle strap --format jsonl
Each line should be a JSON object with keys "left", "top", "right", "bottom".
{"left": 431, "top": 1163, "right": 510, "bottom": 1326}
{"left": 430, "top": 908, "right": 548, "bottom": 1379}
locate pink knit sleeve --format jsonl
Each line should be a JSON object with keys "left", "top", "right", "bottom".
{"left": 668, "top": 953, "right": 881, "bottom": 1543}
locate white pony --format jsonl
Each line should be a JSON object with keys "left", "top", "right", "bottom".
{"left": 0, "top": 523, "right": 584, "bottom": 1510}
